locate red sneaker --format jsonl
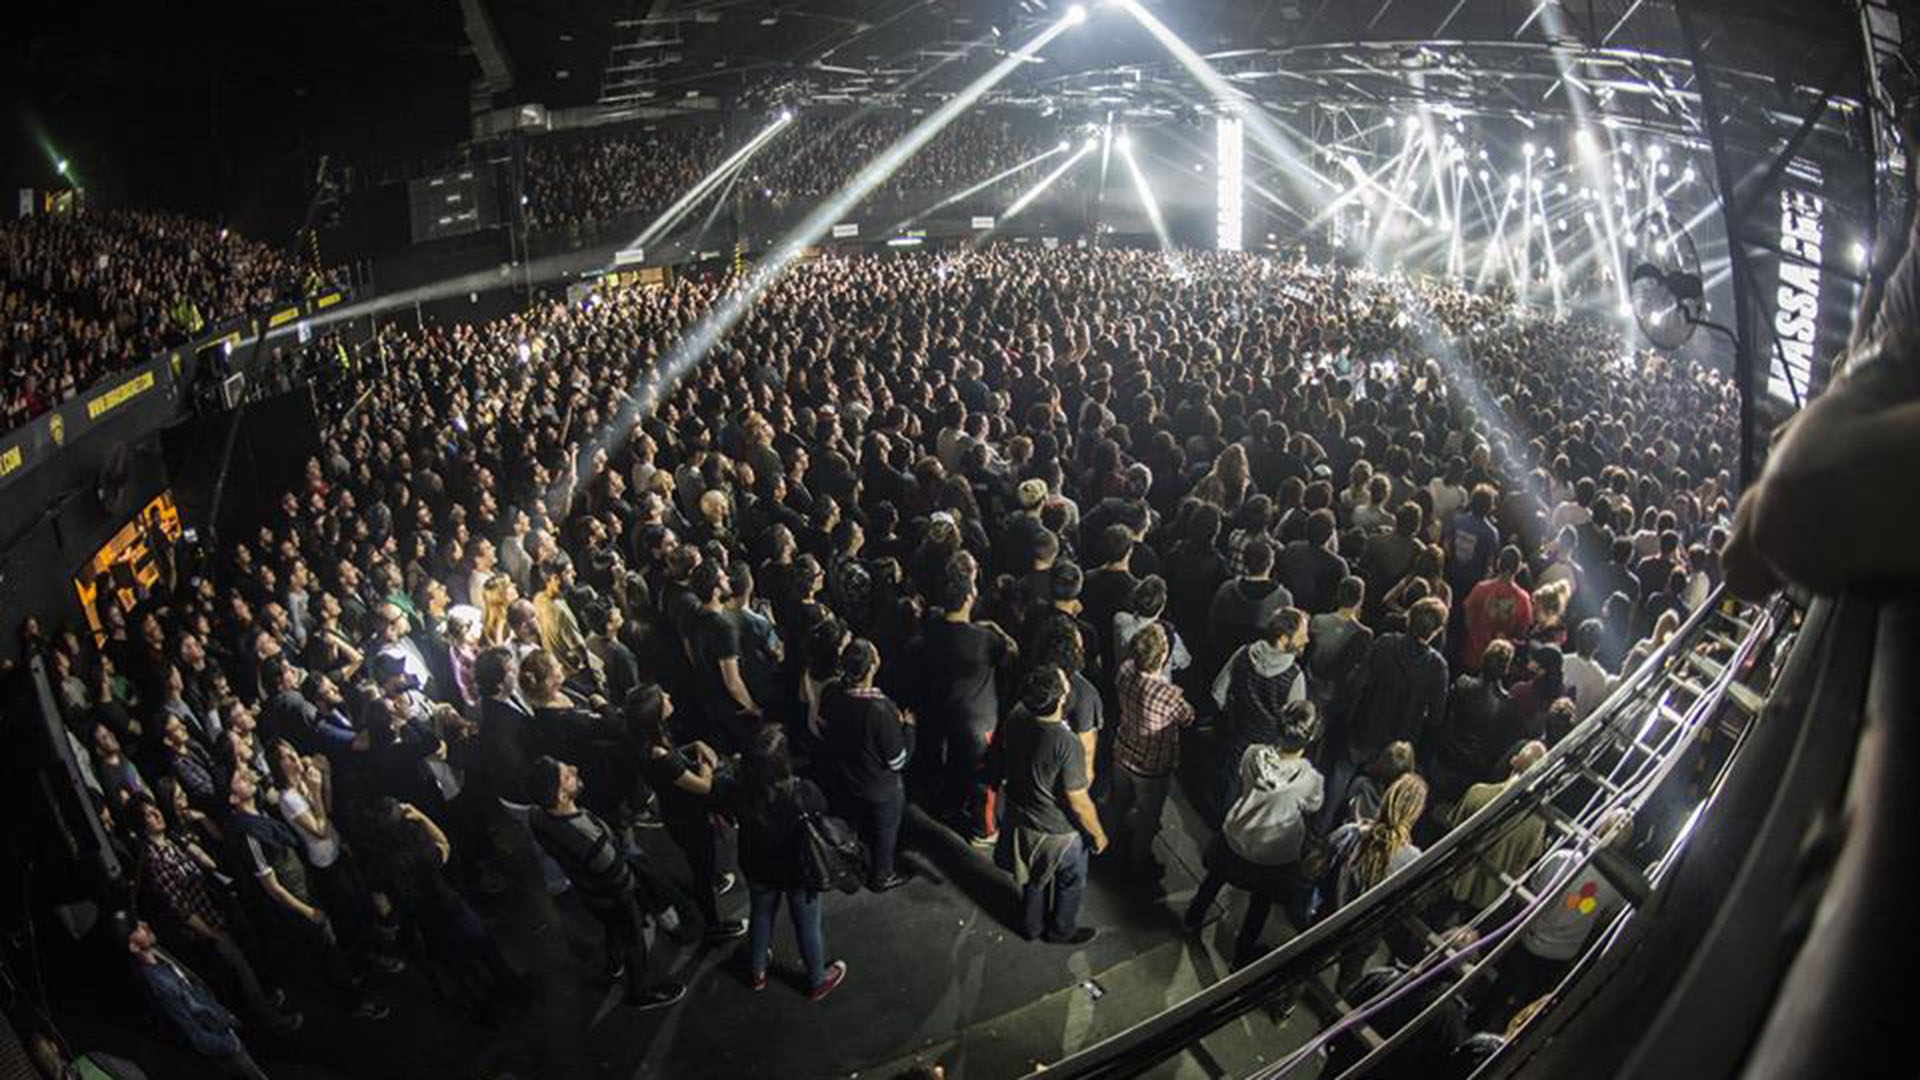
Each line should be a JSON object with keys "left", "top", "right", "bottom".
{"left": 809, "top": 961, "right": 848, "bottom": 1002}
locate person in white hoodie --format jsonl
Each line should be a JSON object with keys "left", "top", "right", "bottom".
{"left": 1183, "top": 700, "right": 1324, "bottom": 968}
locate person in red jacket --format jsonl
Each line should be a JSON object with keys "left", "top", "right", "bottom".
{"left": 1462, "top": 546, "right": 1532, "bottom": 671}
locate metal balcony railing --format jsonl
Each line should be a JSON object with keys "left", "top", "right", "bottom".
{"left": 1029, "top": 586, "right": 1795, "bottom": 1080}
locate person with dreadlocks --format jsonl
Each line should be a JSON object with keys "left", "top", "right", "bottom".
{"left": 1322, "top": 772, "right": 1430, "bottom": 992}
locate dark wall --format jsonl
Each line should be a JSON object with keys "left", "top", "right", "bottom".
{"left": 0, "top": 433, "right": 168, "bottom": 658}
{"left": 162, "top": 388, "right": 323, "bottom": 547}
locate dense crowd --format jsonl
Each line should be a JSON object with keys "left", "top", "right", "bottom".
{"left": 0, "top": 209, "right": 345, "bottom": 429}
{"left": 747, "top": 111, "right": 1057, "bottom": 203}
{"left": 523, "top": 123, "right": 728, "bottom": 231}
{"left": 19, "top": 244, "right": 1745, "bottom": 1078}
{"left": 518, "top": 110, "right": 1057, "bottom": 234}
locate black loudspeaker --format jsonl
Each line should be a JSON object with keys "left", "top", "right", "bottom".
{"left": 95, "top": 443, "right": 134, "bottom": 520}
{"left": 5, "top": 656, "right": 122, "bottom": 890}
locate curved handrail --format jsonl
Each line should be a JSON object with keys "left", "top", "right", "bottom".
{"left": 1028, "top": 585, "right": 1780, "bottom": 1080}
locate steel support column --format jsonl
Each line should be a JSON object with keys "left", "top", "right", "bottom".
{"left": 1674, "top": 0, "right": 1761, "bottom": 491}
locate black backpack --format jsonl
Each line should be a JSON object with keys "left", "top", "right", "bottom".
{"left": 798, "top": 810, "right": 869, "bottom": 894}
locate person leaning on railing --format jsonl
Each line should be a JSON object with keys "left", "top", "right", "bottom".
{"left": 1725, "top": 158, "right": 1920, "bottom": 599}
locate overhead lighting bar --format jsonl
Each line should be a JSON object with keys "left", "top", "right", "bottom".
{"left": 1109, "top": 0, "right": 1326, "bottom": 213}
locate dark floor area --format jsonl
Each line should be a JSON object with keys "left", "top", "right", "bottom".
{"left": 48, "top": 769, "right": 1314, "bottom": 1080}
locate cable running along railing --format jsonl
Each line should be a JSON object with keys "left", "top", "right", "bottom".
{"left": 1029, "top": 585, "right": 1792, "bottom": 1080}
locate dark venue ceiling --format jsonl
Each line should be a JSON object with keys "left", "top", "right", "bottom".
{"left": 0, "top": 0, "right": 1898, "bottom": 230}
{"left": 483, "top": 0, "right": 1872, "bottom": 123}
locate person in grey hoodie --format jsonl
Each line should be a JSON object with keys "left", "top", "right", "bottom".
{"left": 1210, "top": 607, "right": 1311, "bottom": 814}
{"left": 1184, "top": 700, "right": 1323, "bottom": 967}
{"left": 1206, "top": 538, "right": 1291, "bottom": 679}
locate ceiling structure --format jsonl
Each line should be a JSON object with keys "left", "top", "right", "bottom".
{"left": 479, "top": 0, "right": 1879, "bottom": 125}
{"left": 476, "top": 0, "right": 1899, "bottom": 210}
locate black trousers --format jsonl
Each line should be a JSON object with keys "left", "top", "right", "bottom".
{"left": 664, "top": 812, "right": 724, "bottom": 926}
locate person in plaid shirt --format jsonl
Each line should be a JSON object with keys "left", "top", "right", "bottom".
{"left": 132, "top": 797, "right": 302, "bottom": 1036}
{"left": 1108, "top": 623, "right": 1197, "bottom": 884}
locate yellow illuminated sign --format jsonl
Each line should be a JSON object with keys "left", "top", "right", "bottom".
{"left": 0, "top": 443, "right": 22, "bottom": 479}
{"left": 268, "top": 306, "right": 300, "bottom": 328}
{"left": 86, "top": 370, "right": 156, "bottom": 420}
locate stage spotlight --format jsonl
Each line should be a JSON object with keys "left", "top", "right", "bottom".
{"left": 1405, "top": 116, "right": 1421, "bottom": 134}
{"left": 1084, "top": 135, "right": 1099, "bottom": 150}
{"left": 1532, "top": 178, "right": 1544, "bottom": 192}
{"left": 1118, "top": 133, "right": 1174, "bottom": 252}
{"left": 1478, "top": 169, "right": 1490, "bottom": 183}
{"left": 1066, "top": 3, "right": 1088, "bottom": 24}
{"left": 1057, "top": 140, "right": 1070, "bottom": 152}
{"left": 1556, "top": 181, "right": 1568, "bottom": 195}
{"left": 1648, "top": 142, "right": 1664, "bottom": 162}
{"left": 1852, "top": 240, "right": 1870, "bottom": 267}
{"left": 1682, "top": 163, "right": 1697, "bottom": 183}
{"left": 780, "top": 109, "right": 793, "bottom": 122}
{"left": 1574, "top": 128, "right": 1595, "bottom": 153}
{"left": 1116, "top": 133, "right": 1132, "bottom": 151}
{"left": 1523, "top": 142, "right": 1536, "bottom": 158}
{"left": 1507, "top": 173, "right": 1522, "bottom": 188}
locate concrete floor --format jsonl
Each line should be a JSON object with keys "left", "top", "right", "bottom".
{"left": 58, "top": 775, "right": 1330, "bottom": 1080}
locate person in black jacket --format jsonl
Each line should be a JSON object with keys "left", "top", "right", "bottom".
{"left": 1428, "top": 639, "right": 1519, "bottom": 808}
{"left": 1322, "top": 597, "right": 1448, "bottom": 833}
{"left": 736, "top": 724, "right": 849, "bottom": 999}
{"left": 819, "top": 638, "right": 916, "bottom": 890}
{"left": 582, "top": 600, "right": 640, "bottom": 707}
{"left": 1276, "top": 510, "right": 1350, "bottom": 615}
{"left": 1207, "top": 539, "right": 1290, "bottom": 679}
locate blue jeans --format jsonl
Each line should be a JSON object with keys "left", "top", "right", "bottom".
{"left": 861, "top": 780, "right": 906, "bottom": 884}
{"left": 747, "top": 885, "right": 826, "bottom": 988}
{"left": 1021, "top": 833, "right": 1089, "bottom": 941}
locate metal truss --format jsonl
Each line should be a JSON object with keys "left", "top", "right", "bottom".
{"left": 1022, "top": 38, "right": 1868, "bottom": 159}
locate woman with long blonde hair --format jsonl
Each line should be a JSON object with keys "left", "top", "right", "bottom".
{"left": 1193, "top": 442, "right": 1251, "bottom": 512}
{"left": 480, "top": 572, "right": 517, "bottom": 647}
